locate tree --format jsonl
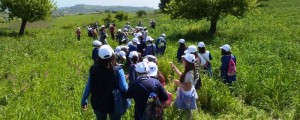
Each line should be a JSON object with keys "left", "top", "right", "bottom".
{"left": 167, "top": 0, "right": 257, "bottom": 36}
{"left": 136, "top": 10, "right": 147, "bottom": 18}
{"left": 115, "top": 11, "right": 129, "bottom": 21}
{"left": 159, "top": 0, "right": 170, "bottom": 12}
{"left": 0, "top": 0, "right": 56, "bottom": 35}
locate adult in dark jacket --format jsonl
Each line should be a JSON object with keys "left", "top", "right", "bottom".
{"left": 126, "top": 62, "right": 168, "bottom": 120}
{"left": 81, "top": 45, "right": 128, "bottom": 120}
{"left": 155, "top": 34, "right": 167, "bottom": 55}
{"left": 99, "top": 25, "right": 108, "bottom": 45}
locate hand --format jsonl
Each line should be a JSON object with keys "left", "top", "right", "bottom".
{"left": 170, "top": 63, "right": 176, "bottom": 70}
{"left": 82, "top": 105, "right": 87, "bottom": 110}
{"left": 174, "top": 80, "right": 181, "bottom": 86}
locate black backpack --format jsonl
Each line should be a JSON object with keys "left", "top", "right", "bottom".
{"left": 139, "top": 79, "right": 164, "bottom": 120}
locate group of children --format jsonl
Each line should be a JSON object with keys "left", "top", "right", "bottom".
{"left": 81, "top": 21, "right": 237, "bottom": 120}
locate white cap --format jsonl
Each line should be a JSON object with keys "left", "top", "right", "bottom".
{"left": 220, "top": 44, "right": 231, "bottom": 52}
{"left": 127, "top": 41, "right": 133, "bottom": 46}
{"left": 77, "top": 27, "right": 80, "bottom": 29}
{"left": 146, "top": 55, "right": 157, "bottom": 62}
{"left": 118, "top": 29, "right": 122, "bottom": 32}
{"left": 178, "top": 39, "right": 185, "bottom": 43}
{"left": 148, "top": 62, "right": 158, "bottom": 77}
{"left": 143, "top": 58, "right": 149, "bottom": 63}
{"left": 101, "top": 25, "right": 105, "bottom": 28}
{"left": 135, "top": 33, "right": 142, "bottom": 38}
{"left": 184, "top": 45, "right": 197, "bottom": 53}
{"left": 129, "top": 51, "right": 139, "bottom": 58}
{"left": 93, "top": 40, "right": 102, "bottom": 46}
{"left": 146, "top": 36, "right": 154, "bottom": 41}
{"left": 198, "top": 42, "right": 205, "bottom": 47}
{"left": 132, "top": 38, "right": 140, "bottom": 44}
{"left": 119, "top": 51, "right": 126, "bottom": 59}
{"left": 135, "top": 62, "right": 149, "bottom": 73}
{"left": 184, "top": 53, "right": 195, "bottom": 63}
{"left": 124, "top": 28, "right": 128, "bottom": 31}
{"left": 98, "top": 45, "right": 114, "bottom": 59}
{"left": 161, "top": 33, "right": 166, "bottom": 37}
{"left": 115, "top": 46, "right": 121, "bottom": 53}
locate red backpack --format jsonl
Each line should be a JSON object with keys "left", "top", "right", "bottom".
{"left": 227, "top": 56, "right": 236, "bottom": 76}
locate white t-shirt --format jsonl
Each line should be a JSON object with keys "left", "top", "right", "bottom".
{"left": 198, "top": 51, "right": 211, "bottom": 65}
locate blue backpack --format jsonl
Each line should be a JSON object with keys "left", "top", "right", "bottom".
{"left": 140, "top": 79, "right": 164, "bottom": 120}
{"left": 112, "top": 66, "right": 131, "bottom": 116}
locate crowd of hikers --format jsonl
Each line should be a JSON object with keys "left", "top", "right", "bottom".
{"left": 80, "top": 20, "right": 236, "bottom": 120}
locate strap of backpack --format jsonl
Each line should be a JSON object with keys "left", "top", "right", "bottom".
{"left": 199, "top": 53, "right": 210, "bottom": 63}
{"left": 113, "top": 65, "right": 121, "bottom": 90}
{"left": 139, "top": 78, "right": 155, "bottom": 94}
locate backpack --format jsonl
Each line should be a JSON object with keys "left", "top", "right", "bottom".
{"left": 174, "top": 88, "right": 197, "bottom": 110}
{"left": 227, "top": 55, "right": 236, "bottom": 76}
{"left": 157, "top": 37, "right": 165, "bottom": 48}
{"left": 139, "top": 80, "right": 164, "bottom": 120}
{"left": 112, "top": 66, "right": 131, "bottom": 116}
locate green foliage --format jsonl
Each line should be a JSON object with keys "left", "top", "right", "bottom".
{"left": 103, "top": 13, "right": 116, "bottom": 23}
{"left": 136, "top": 10, "right": 147, "bottom": 18}
{"left": 159, "top": 0, "right": 170, "bottom": 12}
{"left": 0, "top": 0, "right": 300, "bottom": 119}
{"left": 0, "top": 0, "right": 56, "bottom": 22}
{"left": 115, "top": 11, "right": 129, "bottom": 21}
{"left": 166, "top": 0, "right": 257, "bottom": 35}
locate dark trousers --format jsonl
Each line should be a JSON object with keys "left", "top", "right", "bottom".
{"left": 93, "top": 110, "right": 121, "bottom": 120}
{"left": 77, "top": 35, "right": 80, "bottom": 41}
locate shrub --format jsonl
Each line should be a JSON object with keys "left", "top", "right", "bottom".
{"left": 136, "top": 10, "right": 147, "bottom": 17}
{"left": 115, "top": 11, "right": 129, "bottom": 21}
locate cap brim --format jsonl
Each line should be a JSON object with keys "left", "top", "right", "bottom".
{"left": 148, "top": 71, "right": 158, "bottom": 77}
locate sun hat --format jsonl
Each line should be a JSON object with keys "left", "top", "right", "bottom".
{"left": 98, "top": 45, "right": 114, "bottom": 59}
{"left": 93, "top": 40, "right": 102, "bottom": 46}
{"left": 118, "top": 29, "right": 122, "bottom": 32}
{"left": 147, "top": 62, "right": 158, "bottom": 77}
{"left": 135, "top": 62, "right": 149, "bottom": 73}
{"left": 146, "top": 55, "right": 157, "bottom": 62}
{"left": 132, "top": 38, "right": 140, "bottom": 44}
{"left": 146, "top": 36, "right": 154, "bottom": 42}
{"left": 220, "top": 44, "right": 231, "bottom": 52}
{"left": 101, "top": 25, "right": 105, "bottom": 28}
{"left": 119, "top": 51, "right": 126, "bottom": 59}
{"left": 183, "top": 53, "right": 196, "bottom": 63}
{"left": 161, "top": 33, "right": 166, "bottom": 38}
{"left": 198, "top": 42, "right": 205, "bottom": 48}
{"left": 129, "top": 51, "right": 139, "bottom": 58}
{"left": 135, "top": 32, "right": 143, "bottom": 38}
{"left": 178, "top": 39, "right": 185, "bottom": 43}
{"left": 127, "top": 41, "right": 133, "bottom": 46}
{"left": 184, "top": 45, "right": 197, "bottom": 53}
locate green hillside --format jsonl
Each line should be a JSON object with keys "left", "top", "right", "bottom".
{"left": 0, "top": 0, "right": 300, "bottom": 119}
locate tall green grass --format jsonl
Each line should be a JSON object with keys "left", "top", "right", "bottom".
{"left": 0, "top": 0, "right": 300, "bottom": 119}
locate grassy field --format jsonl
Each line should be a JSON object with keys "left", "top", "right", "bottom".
{"left": 0, "top": 0, "right": 300, "bottom": 119}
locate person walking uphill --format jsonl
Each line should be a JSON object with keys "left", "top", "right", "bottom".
{"left": 219, "top": 44, "right": 236, "bottom": 92}
{"left": 76, "top": 27, "right": 81, "bottom": 41}
{"left": 110, "top": 23, "right": 116, "bottom": 40}
{"left": 177, "top": 39, "right": 186, "bottom": 62}
{"left": 99, "top": 25, "right": 108, "bottom": 45}
{"left": 126, "top": 62, "right": 168, "bottom": 120}
{"left": 92, "top": 40, "right": 102, "bottom": 65}
{"left": 81, "top": 45, "right": 129, "bottom": 120}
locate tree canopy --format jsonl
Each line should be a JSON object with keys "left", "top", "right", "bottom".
{"left": 0, "top": 0, "right": 56, "bottom": 35}
{"left": 166, "top": 0, "right": 257, "bottom": 36}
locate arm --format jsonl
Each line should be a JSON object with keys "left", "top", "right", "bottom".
{"left": 170, "top": 63, "right": 182, "bottom": 77}
{"left": 118, "top": 68, "right": 128, "bottom": 92}
{"left": 209, "top": 53, "right": 213, "bottom": 60}
{"left": 220, "top": 57, "right": 228, "bottom": 78}
{"left": 157, "top": 82, "right": 168, "bottom": 102}
{"left": 81, "top": 76, "right": 91, "bottom": 107}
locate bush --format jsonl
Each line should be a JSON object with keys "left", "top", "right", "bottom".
{"left": 115, "top": 11, "right": 129, "bottom": 21}
{"left": 136, "top": 10, "right": 147, "bottom": 17}
{"left": 61, "top": 24, "right": 75, "bottom": 29}
{"left": 103, "top": 14, "right": 117, "bottom": 23}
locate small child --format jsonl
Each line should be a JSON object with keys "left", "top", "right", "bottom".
{"left": 92, "top": 40, "right": 102, "bottom": 65}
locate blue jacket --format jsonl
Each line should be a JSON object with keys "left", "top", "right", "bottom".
{"left": 220, "top": 55, "right": 236, "bottom": 83}
{"left": 177, "top": 48, "right": 185, "bottom": 62}
{"left": 144, "top": 44, "right": 156, "bottom": 56}
{"left": 81, "top": 67, "right": 128, "bottom": 109}
{"left": 92, "top": 48, "right": 98, "bottom": 62}
{"left": 126, "top": 77, "right": 168, "bottom": 120}
{"left": 128, "top": 45, "right": 137, "bottom": 53}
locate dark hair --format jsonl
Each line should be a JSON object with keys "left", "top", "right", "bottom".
{"left": 130, "top": 56, "right": 139, "bottom": 64}
{"left": 138, "top": 53, "right": 143, "bottom": 62}
{"left": 221, "top": 49, "right": 231, "bottom": 55}
{"left": 178, "top": 43, "right": 186, "bottom": 53}
{"left": 96, "top": 55, "right": 115, "bottom": 68}
{"left": 113, "top": 23, "right": 116, "bottom": 26}
{"left": 179, "top": 59, "right": 196, "bottom": 83}
{"left": 198, "top": 47, "right": 206, "bottom": 54}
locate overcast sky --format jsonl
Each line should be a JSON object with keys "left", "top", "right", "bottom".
{"left": 54, "top": 0, "right": 160, "bottom": 9}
